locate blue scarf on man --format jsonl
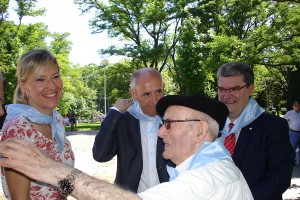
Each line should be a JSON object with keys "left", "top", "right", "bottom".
{"left": 5, "top": 104, "right": 65, "bottom": 156}
{"left": 221, "top": 97, "right": 265, "bottom": 136}
{"left": 127, "top": 100, "right": 162, "bottom": 134}
{"left": 167, "top": 138, "right": 232, "bottom": 181}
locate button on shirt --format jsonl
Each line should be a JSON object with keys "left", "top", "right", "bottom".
{"left": 137, "top": 120, "right": 160, "bottom": 193}
{"left": 284, "top": 110, "right": 300, "bottom": 131}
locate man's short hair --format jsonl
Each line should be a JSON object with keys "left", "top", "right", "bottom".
{"left": 293, "top": 101, "right": 300, "bottom": 106}
{"left": 130, "top": 68, "right": 162, "bottom": 90}
{"left": 217, "top": 62, "right": 254, "bottom": 86}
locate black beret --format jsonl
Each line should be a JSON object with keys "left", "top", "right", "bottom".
{"left": 156, "top": 94, "right": 229, "bottom": 129}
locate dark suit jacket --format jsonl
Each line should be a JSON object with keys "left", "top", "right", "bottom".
{"left": 232, "top": 112, "right": 293, "bottom": 200}
{"left": 92, "top": 109, "right": 170, "bottom": 193}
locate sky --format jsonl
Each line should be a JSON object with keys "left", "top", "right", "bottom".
{"left": 9, "top": 0, "right": 123, "bottom": 66}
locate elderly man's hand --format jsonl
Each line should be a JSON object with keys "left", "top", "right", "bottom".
{"left": 114, "top": 99, "right": 134, "bottom": 113}
{"left": 0, "top": 138, "right": 63, "bottom": 185}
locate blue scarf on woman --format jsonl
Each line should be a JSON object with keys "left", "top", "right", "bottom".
{"left": 127, "top": 100, "right": 162, "bottom": 134}
{"left": 221, "top": 97, "right": 265, "bottom": 136}
{"left": 5, "top": 104, "right": 65, "bottom": 156}
{"left": 167, "top": 138, "right": 232, "bottom": 181}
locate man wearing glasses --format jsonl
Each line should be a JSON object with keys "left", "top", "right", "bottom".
{"left": 0, "top": 94, "right": 253, "bottom": 199}
{"left": 217, "top": 62, "right": 293, "bottom": 200}
{"left": 284, "top": 101, "right": 300, "bottom": 166}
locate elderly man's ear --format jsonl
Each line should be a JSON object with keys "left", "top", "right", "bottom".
{"left": 195, "top": 121, "right": 209, "bottom": 142}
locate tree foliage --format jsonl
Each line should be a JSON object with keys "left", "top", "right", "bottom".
{"left": 0, "top": 0, "right": 92, "bottom": 121}
{"left": 75, "top": 0, "right": 188, "bottom": 72}
{"left": 174, "top": 0, "right": 300, "bottom": 106}
{"left": 1, "top": 0, "right": 300, "bottom": 123}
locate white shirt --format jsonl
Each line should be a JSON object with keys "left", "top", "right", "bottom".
{"left": 112, "top": 106, "right": 161, "bottom": 192}
{"left": 112, "top": 106, "right": 160, "bottom": 192}
{"left": 138, "top": 159, "right": 253, "bottom": 200}
{"left": 284, "top": 110, "right": 300, "bottom": 131}
{"left": 137, "top": 120, "right": 160, "bottom": 193}
{"left": 222, "top": 118, "right": 241, "bottom": 141}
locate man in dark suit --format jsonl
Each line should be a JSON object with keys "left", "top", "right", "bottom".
{"left": 217, "top": 62, "right": 293, "bottom": 200}
{"left": 93, "top": 68, "right": 169, "bottom": 193}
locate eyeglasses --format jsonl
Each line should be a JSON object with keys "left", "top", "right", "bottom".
{"left": 217, "top": 85, "right": 247, "bottom": 94}
{"left": 162, "top": 119, "right": 200, "bottom": 130}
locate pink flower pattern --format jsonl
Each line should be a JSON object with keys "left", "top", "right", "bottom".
{"left": 1, "top": 114, "right": 75, "bottom": 200}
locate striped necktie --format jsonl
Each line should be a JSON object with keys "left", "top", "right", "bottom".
{"left": 224, "top": 123, "right": 236, "bottom": 156}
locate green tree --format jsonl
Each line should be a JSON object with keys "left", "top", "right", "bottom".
{"left": 74, "top": 0, "right": 188, "bottom": 72}
{"left": 105, "top": 60, "right": 136, "bottom": 105}
{"left": 0, "top": 0, "right": 49, "bottom": 103}
{"left": 175, "top": 0, "right": 300, "bottom": 105}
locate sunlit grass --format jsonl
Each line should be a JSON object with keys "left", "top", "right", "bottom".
{"left": 65, "top": 122, "right": 100, "bottom": 131}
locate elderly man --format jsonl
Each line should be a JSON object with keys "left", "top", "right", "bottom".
{"left": 93, "top": 68, "right": 169, "bottom": 192}
{"left": 0, "top": 94, "right": 253, "bottom": 200}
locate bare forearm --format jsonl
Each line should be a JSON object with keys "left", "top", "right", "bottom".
{"left": 0, "top": 138, "right": 140, "bottom": 200}
{"left": 42, "top": 161, "right": 139, "bottom": 199}
{"left": 18, "top": 157, "right": 140, "bottom": 199}
{"left": 71, "top": 172, "right": 140, "bottom": 200}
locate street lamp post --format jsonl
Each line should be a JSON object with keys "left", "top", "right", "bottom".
{"left": 101, "top": 59, "right": 108, "bottom": 116}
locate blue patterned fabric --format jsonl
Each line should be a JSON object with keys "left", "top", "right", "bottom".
{"left": 221, "top": 97, "right": 264, "bottom": 136}
{"left": 5, "top": 104, "right": 65, "bottom": 155}
{"left": 127, "top": 100, "right": 162, "bottom": 134}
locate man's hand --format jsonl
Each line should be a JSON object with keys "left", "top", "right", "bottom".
{"left": 114, "top": 99, "right": 134, "bottom": 113}
{"left": 0, "top": 138, "right": 64, "bottom": 185}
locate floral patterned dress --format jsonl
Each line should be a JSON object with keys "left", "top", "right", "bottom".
{"left": 1, "top": 115, "right": 75, "bottom": 200}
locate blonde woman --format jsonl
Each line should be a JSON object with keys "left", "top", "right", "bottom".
{"left": 1, "top": 49, "right": 74, "bottom": 199}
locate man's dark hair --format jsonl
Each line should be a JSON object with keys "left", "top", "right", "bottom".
{"left": 217, "top": 62, "right": 254, "bottom": 86}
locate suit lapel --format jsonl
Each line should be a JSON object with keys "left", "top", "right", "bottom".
{"left": 130, "top": 116, "right": 143, "bottom": 161}
{"left": 232, "top": 123, "right": 255, "bottom": 166}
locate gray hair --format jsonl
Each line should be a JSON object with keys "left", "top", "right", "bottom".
{"left": 190, "top": 109, "right": 219, "bottom": 140}
{"left": 200, "top": 113, "right": 219, "bottom": 139}
{"left": 130, "top": 68, "right": 162, "bottom": 90}
{"left": 217, "top": 62, "right": 254, "bottom": 86}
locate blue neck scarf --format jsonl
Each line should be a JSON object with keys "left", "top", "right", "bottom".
{"left": 127, "top": 100, "right": 162, "bottom": 134}
{"left": 221, "top": 97, "right": 265, "bottom": 136}
{"left": 167, "top": 138, "right": 231, "bottom": 181}
{"left": 5, "top": 104, "right": 65, "bottom": 156}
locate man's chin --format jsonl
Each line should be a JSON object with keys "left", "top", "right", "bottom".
{"left": 162, "top": 152, "right": 170, "bottom": 160}
{"left": 145, "top": 112, "right": 158, "bottom": 117}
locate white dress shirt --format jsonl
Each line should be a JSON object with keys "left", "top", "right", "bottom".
{"left": 137, "top": 120, "right": 160, "bottom": 193}
{"left": 222, "top": 118, "right": 241, "bottom": 142}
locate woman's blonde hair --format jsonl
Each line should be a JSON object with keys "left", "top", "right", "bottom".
{"left": 13, "top": 49, "right": 59, "bottom": 104}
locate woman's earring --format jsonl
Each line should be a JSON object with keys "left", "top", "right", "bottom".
{"left": 23, "top": 93, "right": 29, "bottom": 105}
